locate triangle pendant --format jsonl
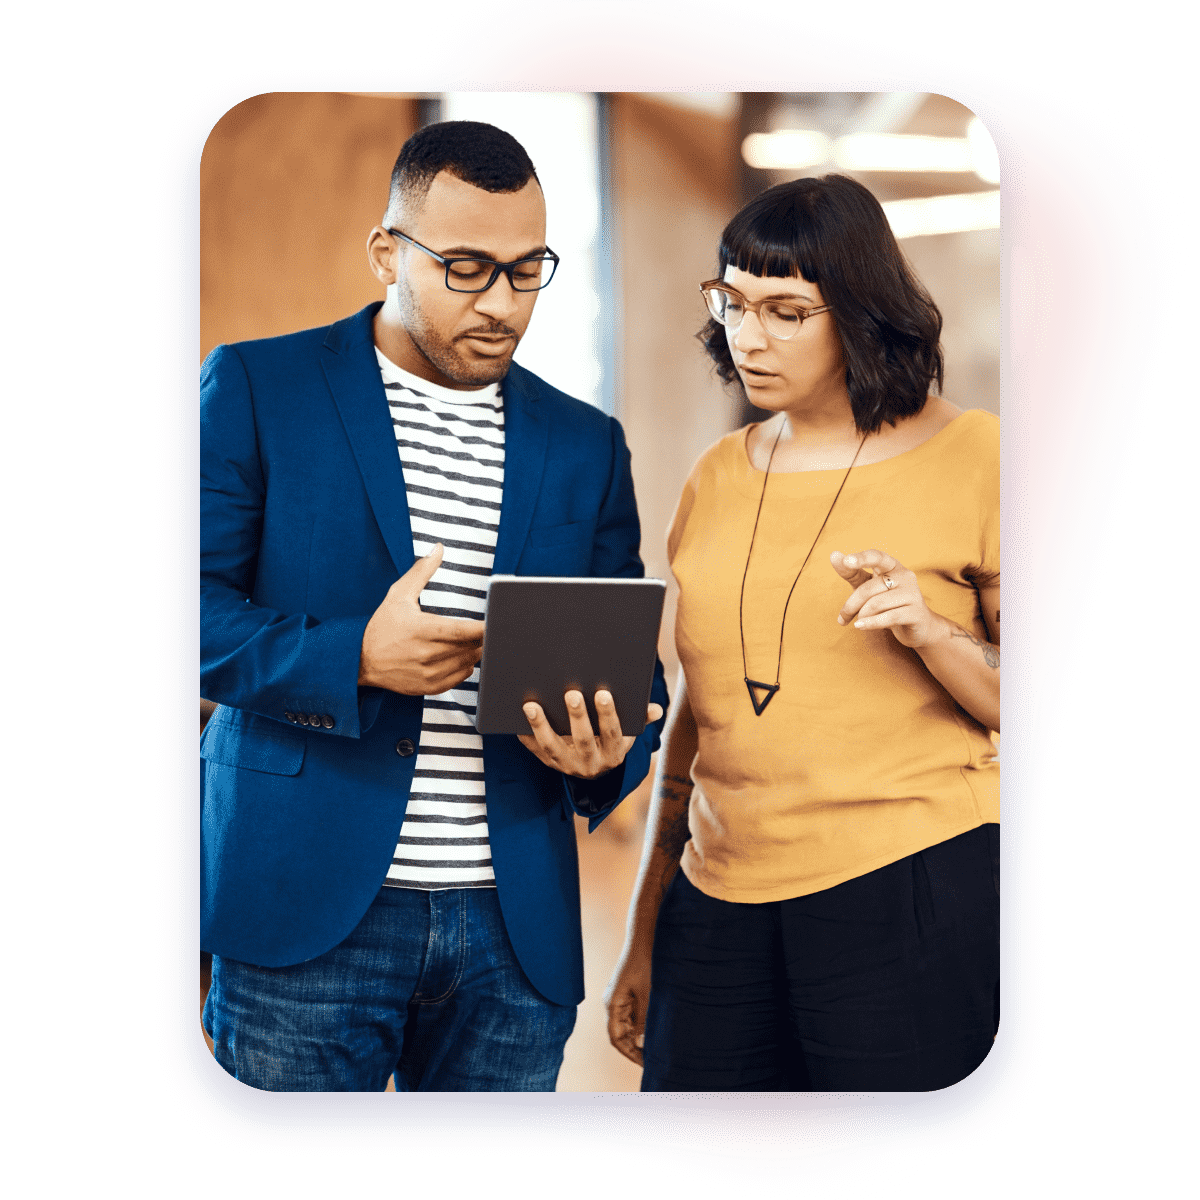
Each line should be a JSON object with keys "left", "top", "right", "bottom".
{"left": 744, "top": 677, "right": 780, "bottom": 716}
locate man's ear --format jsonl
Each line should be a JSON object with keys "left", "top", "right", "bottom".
{"left": 367, "top": 226, "right": 399, "bottom": 286}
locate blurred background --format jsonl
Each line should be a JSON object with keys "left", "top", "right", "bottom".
{"left": 200, "top": 91, "right": 1000, "bottom": 1091}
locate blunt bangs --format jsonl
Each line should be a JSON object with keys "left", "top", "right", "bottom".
{"left": 700, "top": 175, "right": 944, "bottom": 434}
{"left": 720, "top": 189, "right": 825, "bottom": 288}
{"left": 719, "top": 190, "right": 825, "bottom": 286}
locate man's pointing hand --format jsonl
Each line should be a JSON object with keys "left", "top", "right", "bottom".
{"left": 358, "top": 545, "right": 485, "bottom": 695}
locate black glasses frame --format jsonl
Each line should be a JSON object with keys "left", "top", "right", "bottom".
{"left": 699, "top": 279, "right": 830, "bottom": 339}
{"left": 387, "top": 228, "right": 560, "bottom": 293}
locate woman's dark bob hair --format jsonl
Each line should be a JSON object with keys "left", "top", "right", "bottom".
{"left": 700, "top": 174, "right": 944, "bottom": 434}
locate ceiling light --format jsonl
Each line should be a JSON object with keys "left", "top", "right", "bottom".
{"left": 741, "top": 126, "right": 999, "bottom": 180}
{"left": 741, "top": 129, "right": 832, "bottom": 170}
{"left": 967, "top": 117, "right": 1000, "bottom": 184}
{"left": 882, "top": 190, "right": 1001, "bottom": 239}
{"left": 833, "top": 133, "right": 974, "bottom": 173}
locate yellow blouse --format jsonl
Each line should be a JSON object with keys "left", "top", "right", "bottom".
{"left": 669, "top": 409, "right": 1000, "bottom": 903}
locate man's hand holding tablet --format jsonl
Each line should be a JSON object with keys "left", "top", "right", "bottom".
{"left": 519, "top": 688, "right": 665, "bottom": 778}
{"left": 473, "top": 577, "right": 667, "bottom": 772}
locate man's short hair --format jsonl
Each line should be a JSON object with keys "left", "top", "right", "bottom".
{"left": 385, "top": 120, "right": 539, "bottom": 225}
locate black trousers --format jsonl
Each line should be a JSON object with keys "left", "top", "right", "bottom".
{"left": 641, "top": 823, "right": 1000, "bottom": 1092}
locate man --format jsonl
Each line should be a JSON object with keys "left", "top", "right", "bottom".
{"left": 200, "top": 120, "right": 667, "bottom": 1091}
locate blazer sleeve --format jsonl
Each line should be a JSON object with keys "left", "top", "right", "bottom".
{"left": 200, "top": 345, "right": 376, "bottom": 739}
{"left": 561, "top": 415, "right": 670, "bottom": 830}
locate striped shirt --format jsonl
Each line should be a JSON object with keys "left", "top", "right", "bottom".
{"left": 376, "top": 349, "right": 503, "bottom": 889}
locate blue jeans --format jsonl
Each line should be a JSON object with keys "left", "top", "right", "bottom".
{"left": 203, "top": 886, "right": 577, "bottom": 1091}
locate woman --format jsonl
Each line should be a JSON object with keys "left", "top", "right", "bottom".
{"left": 605, "top": 175, "right": 1000, "bottom": 1092}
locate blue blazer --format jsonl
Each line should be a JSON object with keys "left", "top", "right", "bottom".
{"left": 200, "top": 302, "right": 668, "bottom": 1007}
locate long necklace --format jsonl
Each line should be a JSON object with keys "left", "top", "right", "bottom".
{"left": 738, "top": 422, "right": 868, "bottom": 715}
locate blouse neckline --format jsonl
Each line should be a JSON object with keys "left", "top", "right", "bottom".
{"left": 731, "top": 409, "right": 991, "bottom": 495}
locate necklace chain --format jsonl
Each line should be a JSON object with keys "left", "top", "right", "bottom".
{"left": 738, "top": 422, "right": 868, "bottom": 715}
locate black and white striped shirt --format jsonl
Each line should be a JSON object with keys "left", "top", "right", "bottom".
{"left": 376, "top": 350, "right": 503, "bottom": 889}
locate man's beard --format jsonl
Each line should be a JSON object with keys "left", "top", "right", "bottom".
{"left": 401, "top": 286, "right": 519, "bottom": 388}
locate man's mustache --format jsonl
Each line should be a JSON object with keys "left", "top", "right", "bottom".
{"left": 457, "top": 323, "right": 518, "bottom": 340}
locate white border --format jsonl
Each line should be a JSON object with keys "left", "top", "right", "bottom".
{"left": 157, "top": 2, "right": 1152, "bottom": 1180}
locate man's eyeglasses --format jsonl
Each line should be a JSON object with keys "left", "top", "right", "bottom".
{"left": 699, "top": 280, "right": 830, "bottom": 340}
{"left": 388, "top": 228, "right": 560, "bottom": 293}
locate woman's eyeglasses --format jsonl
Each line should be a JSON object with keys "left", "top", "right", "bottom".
{"left": 389, "top": 228, "right": 559, "bottom": 293}
{"left": 699, "top": 280, "right": 830, "bottom": 340}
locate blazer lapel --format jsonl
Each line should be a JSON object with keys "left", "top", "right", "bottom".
{"left": 492, "top": 362, "right": 549, "bottom": 576}
{"left": 320, "top": 303, "right": 416, "bottom": 578}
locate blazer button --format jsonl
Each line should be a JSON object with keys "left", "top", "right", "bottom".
{"left": 307, "top": 714, "right": 322, "bottom": 727}
{"left": 395, "top": 738, "right": 415, "bottom": 757}
{"left": 295, "top": 712, "right": 308, "bottom": 725}
{"left": 321, "top": 714, "right": 334, "bottom": 729}
{"left": 284, "top": 712, "right": 297, "bottom": 723}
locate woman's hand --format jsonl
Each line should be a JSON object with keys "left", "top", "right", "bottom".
{"left": 830, "top": 548, "right": 948, "bottom": 649}
{"left": 519, "top": 688, "right": 664, "bottom": 779}
{"left": 604, "top": 943, "right": 653, "bottom": 1066}
{"left": 831, "top": 549, "right": 1001, "bottom": 731}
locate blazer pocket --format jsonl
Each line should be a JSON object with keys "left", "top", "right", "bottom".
{"left": 200, "top": 710, "right": 306, "bottom": 776}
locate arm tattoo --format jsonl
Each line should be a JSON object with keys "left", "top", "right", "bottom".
{"left": 656, "top": 773, "right": 694, "bottom": 877}
{"left": 950, "top": 623, "right": 1000, "bottom": 669}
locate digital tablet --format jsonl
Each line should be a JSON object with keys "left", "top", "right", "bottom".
{"left": 474, "top": 576, "right": 667, "bottom": 737}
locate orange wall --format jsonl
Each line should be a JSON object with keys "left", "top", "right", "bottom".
{"left": 200, "top": 92, "right": 419, "bottom": 361}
